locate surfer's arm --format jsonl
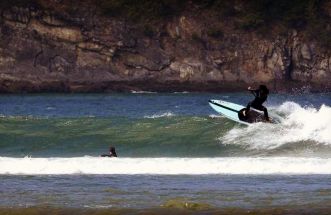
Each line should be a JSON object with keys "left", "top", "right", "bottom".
{"left": 247, "top": 87, "right": 258, "bottom": 97}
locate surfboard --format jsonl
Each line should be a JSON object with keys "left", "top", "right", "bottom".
{"left": 208, "top": 99, "right": 276, "bottom": 125}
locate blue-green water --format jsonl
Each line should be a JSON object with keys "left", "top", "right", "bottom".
{"left": 1, "top": 93, "right": 331, "bottom": 213}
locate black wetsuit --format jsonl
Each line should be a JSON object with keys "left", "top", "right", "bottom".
{"left": 101, "top": 147, "right": 117, "bottom": 157}
{"left": 101, "top": 153, "right": 117, "bottom": 157}
{"left": 246, "top": 89, "right": 269, "bottom": 120}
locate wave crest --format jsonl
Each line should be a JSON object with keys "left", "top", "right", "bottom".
{"left": 220, "top": 102, "right": 331, "bottom": 150}
{"left": 1, "top": 157, "right": 331, "bottom": 175}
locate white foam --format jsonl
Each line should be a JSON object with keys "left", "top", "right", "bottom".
{"left": 1, "top": 157, "right": 331, "bottom": 175}
{"left": 221, "top": 102, "right": 331, "bottom": 149}
{"left": 144, "top": 112, "right": 175, "bottom": 118}
{"left": 173, "top": 91, "right": 190, "bottom": 94}
{"left": 130, "top": 90, "right": 157, "bottom": 94}
{"left": 208, "top": 114, "right": 224, "bottom": 119}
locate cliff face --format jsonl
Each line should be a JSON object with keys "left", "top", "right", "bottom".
{"left": 0, "top": 0, "right": 330, "bottom": 92}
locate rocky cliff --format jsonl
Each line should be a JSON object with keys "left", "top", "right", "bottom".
{"left": 0, "top": 0, "right": 330, "bottom": 93}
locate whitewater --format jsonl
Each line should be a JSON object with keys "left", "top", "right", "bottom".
{"left": 1, "top": 157, "right": 331, "bottom": 175}
{"left": 0, "top": 96, "right": 331, "bottom": 175}
{"left": 1, "top": 93, "right": 331, "bottom": 212}
{"left": 1, "top": 100, "right": 331, "bottom": 175}
{"left": 221, "top": 101, "right": 331, "bottom": 150}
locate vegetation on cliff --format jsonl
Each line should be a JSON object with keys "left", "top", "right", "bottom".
{"left": 94, "top": 0, "right": 330, "bottom": 47}
{"left": 1, "top": 0, "right": 329, "bottom": 48}
{"left": 0, "top": 0, "right": 330, "bottom": 92}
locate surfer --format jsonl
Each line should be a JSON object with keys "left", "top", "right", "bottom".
{"left": 101, "top": 146, "right": 118, "bottom": 157}
{"left": 244, "top": 85, "right": 270, "bottom": 121}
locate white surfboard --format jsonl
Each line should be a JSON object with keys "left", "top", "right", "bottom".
{"left": 208, "top": 99, "right": 276, "bottom": 125}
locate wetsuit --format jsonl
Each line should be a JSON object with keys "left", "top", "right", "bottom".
{"left": 101, "top": 147, "right": 117, "bottom": 157}
{"left": 101, "top": 153, "right": 117, "bottom": 157}
{"left": 246, "top": 89, "right": 269, "bottom": 120}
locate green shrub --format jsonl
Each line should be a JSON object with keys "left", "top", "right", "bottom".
{"left": 143, "top": 25, "right": 155, "bottom": 37}
{"left": 97, "top": 0, "right": 187, "bottom": 22}
{"left": 0, "top": 0, "right": 39, "bottom": 9}
{"left": 191, "top": 32, "right": 204, "bottom": 43}
{"left": 238, "top": 14, "right": 265, "bottom": 30}
{"left": 207, "top": 28, "right": 224, "bottom": 38}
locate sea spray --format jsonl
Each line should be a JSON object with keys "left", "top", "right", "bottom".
{"left": 220, "top": 102, "right": 331, "bottom": 150}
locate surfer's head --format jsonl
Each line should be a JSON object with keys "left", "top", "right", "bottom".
{"left": 259, "top": 85, "right": 269, "bottom": 94}
{"left": 109, "top": 146, "right": 117, "bottom": 157}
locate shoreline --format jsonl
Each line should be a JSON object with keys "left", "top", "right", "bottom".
{"left": 0, "top": 80, "right": 330, "bottom": 94}
{"left": 1, "top": 206, "right": 331, "bottom": 215}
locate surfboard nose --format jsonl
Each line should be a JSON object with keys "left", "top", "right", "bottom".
{"left": 208, "top": 99, "right": 217, "bottom": 104}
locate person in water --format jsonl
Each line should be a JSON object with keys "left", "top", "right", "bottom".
{"left": 244, "top": 85, "right": 270, "bottom": 121}
{"left": 101, "top": 146, "right": 117, "bottom": 157}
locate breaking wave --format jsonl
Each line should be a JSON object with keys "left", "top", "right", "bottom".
{"left": 1, "top": 101, "right": 331, "bottom": 158}
{"left": 1, "top": 156, "right": 331, "bottom": 175}
{"left": 221, "top": 102, "right": 331, "bottom": 150}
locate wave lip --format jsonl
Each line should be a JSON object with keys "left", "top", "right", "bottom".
{"left": 1, "top": 157, "right": 331, "bottom": 175}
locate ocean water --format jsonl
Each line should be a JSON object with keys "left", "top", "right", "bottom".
{"left": 1, "top": 93, "right": 331, "bottom": 214}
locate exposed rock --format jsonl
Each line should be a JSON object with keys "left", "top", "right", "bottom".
{"left": 170, "top": 61, "right": 194, "bottom": 80}
{"left": 0, "top": 1, "right": 330, "bottom": 93}
{"left": 123, "top": 49, "right": 171, "bottom": 71}
{"left": 77, "top": 42, "right": 104, "bottom": 52}
{"left": 41, "top": 13, "right": 67, "bottom": 27}
{"left": 3, "top": 7, "right": 30, "bottom": 24}
{"left": 29, "top": 19, "right": 83, "bottom": 42}
{"left": 222, "top": 69, "right": 238, "bottom": 82}
{"left": 49, "top": 55, "right": 72, "bottom": 74}
{"left": 301, "top": 44, "right": 312, "bottom": 60}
